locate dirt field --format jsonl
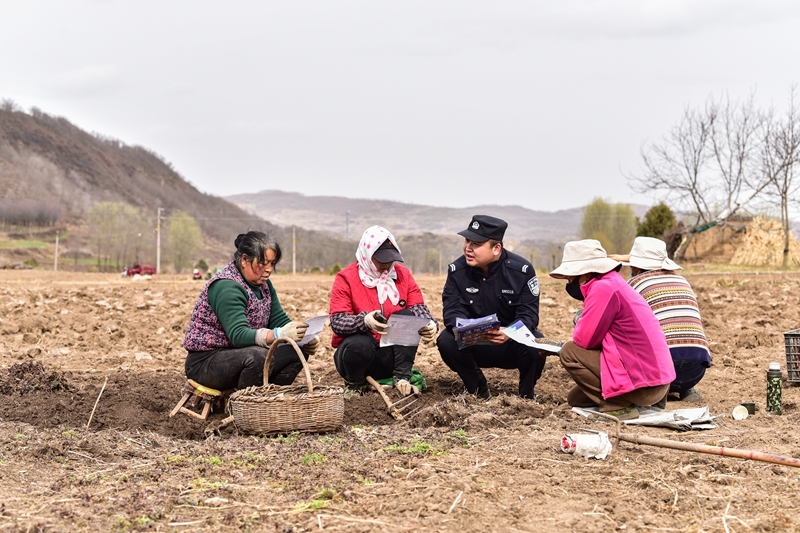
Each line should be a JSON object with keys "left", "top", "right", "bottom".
{"left": 1, "top": 269, "right": 799, "bottom": 532}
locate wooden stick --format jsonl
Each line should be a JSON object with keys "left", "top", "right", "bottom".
{"left": 447, "top": 491, "right": 463, "bottom": 514}
{"left": 365, "top": 376, "right": 403, "bottom": 420}
{"left": 86, "top": 377, "right": 108, "bottom": 431}
{"left": 618, "top": 432, "right": 800, "bottom": 468}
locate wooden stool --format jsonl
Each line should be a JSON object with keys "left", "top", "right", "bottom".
{"left": 169, "top": 379, "right": 224, "bottom": 420}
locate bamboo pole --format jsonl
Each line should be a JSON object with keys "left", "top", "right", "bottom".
{"left": 618, "top": 432, "right": 800, "bottom": 468}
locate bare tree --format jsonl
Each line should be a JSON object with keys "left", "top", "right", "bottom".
{"left": 631, "top": 105, "right": 716, "bottom": 225}
{"left": 709, "top": 92, "right": 766, "bottom": 216}
{"left": 759, "top": 88, "right": 800, "bottom": 269}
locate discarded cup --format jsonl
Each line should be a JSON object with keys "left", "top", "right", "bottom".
{"left": 731, "top": 405, "right": 749, "bottom": 420}
{"left": 560, "top": 432, "right": 612, "bottom": 459}
{"left": 740, "top": 401, "right": 756, "bottom": 416}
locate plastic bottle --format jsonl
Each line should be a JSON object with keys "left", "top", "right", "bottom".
{"left": 766, "top": 362, "right": 782, "bottom": 414}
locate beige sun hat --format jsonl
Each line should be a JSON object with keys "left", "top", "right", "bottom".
{"left": 623, "top": 236, "right": 682, "bottom": 271}
{"left": 549, "top": 239, "right": 621, "bottom": 279}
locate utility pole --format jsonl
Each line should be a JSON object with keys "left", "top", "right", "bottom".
{"left": 156, "top": 207, "right": 163, "bottom": 274}
{"left": 53, "top": 232, "right": 59, "bottom": 271}
{"left": 345, "top": 210, "right": 350, "bottom": 241}
{"left": 292, "top": 225, "right": 296, "bottom": 275}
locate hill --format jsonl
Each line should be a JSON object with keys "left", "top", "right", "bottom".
{"left": 226, "top": 190, "right": 605, "bottom": 243}
{"left": 0, "top": 105, "right": 355, "bottom": 271}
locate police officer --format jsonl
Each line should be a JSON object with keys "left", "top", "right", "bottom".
{"left": 436, "top": 215, "right": 546, "bottom": 399}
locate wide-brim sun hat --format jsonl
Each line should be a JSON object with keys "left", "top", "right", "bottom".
{"left": 549, "top": 239, "right": 621, "bottom": 279}
{"left": 622, "top": 236, "right": 682, "bottom": 271}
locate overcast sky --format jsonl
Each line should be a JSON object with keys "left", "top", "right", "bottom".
{"left": 2, "top": 1, "right": 799, "bottom": 213}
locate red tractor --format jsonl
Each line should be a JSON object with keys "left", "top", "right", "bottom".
{"left": 125, "top": 262, "right": 156, "bottom": 277}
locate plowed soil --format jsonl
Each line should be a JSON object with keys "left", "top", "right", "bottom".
{"left": 1, "top": 269, "right": 799, "bottom": 532}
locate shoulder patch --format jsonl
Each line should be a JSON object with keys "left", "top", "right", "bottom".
{"left": 449, "top": 263, "right": 456, "bottom": 272}
{"left": 527, "top": 276, "right": 540, "bottom": 297}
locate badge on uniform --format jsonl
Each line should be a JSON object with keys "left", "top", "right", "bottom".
{"left": 466, "top": 287, "right": 478, "bottom": 293}
{"left": 527, "top": 276, "right": 540, "bottom": 297}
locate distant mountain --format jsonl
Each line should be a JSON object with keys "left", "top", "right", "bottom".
{"left": 227, "top": 190, "right": 652, "bottom": 244}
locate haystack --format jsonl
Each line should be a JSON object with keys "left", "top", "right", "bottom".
{"left": 730, "top": 216, "right": 800, "bottom": 266}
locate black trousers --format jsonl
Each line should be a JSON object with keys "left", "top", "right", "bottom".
{"left": 333, "top": 333, "right": 417, "bottom": 386}
{"left": 436, "top": 328, "right": 546, "bottom": 398}
{"left": 670, "top": 359, "right": 708, "bottom": 395}
{"left": 185, "top": 344, "right": 308, "bottom": 391}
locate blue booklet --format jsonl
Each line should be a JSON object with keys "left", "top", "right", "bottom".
{"left": 453, "top": 314, "right": 501, "bottom": 349}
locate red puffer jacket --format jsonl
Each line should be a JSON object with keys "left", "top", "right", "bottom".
{"left": 329, "top": 262, "right": 426, "bottom": 347}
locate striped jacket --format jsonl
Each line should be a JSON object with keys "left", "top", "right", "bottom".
{"left": 628, "top": 270, "right": 711, "bottom": 365}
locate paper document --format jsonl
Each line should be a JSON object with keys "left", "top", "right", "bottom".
{"left": 571, "top": 406, "right": 717, "bottom": 430}
{"left": 380, "top": 314, "right": 431, "bottom": 347}
{"left": 298, "top": 315, "right": 327, "bottom": 346}
{"left": 503, "top": 320, "right": 564, "bottom": 353}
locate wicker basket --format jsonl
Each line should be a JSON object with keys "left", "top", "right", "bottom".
{"left": 227, "top": 338, "right": 344, "bottom": 435}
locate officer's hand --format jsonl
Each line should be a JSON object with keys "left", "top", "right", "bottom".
{"left": 364, "top": 311, "right": 389, "bottom": 334}
{"left": 418, "top": 320, "right": 438, "bottom": 343}
{"left": 484, "top": 328, "right": 509, "bottom": 345}
{"left": 301, "top": 336, "right": 320, "bottom": 357}
{"left": 274, "top": 321, "right": 309, "bottom": 342}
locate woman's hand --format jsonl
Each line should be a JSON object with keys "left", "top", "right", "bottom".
{"left": 394, "top": 378, "right": 419, "bottom": 396}
{"left": 364, "top": 311, "right": 389, "bottom": 334}
{"left": 418, "top": 320, "right": 438, "bottom": 343}
{"left": 301, "top": 336, "right": 320, "bottom": 357}
{"left": 274, "top": 321, "right": 309, "bottom": 342}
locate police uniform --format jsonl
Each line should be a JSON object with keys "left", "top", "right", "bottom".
{"left": 436, "top": 215, "right": 547, "bottom": 399}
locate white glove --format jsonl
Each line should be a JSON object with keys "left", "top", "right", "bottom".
{"left": 273, "top": 321, "right": 309, "bottom": 342}
{"left": 394, "top": 378, "right": 419, "bottom": 397}
{"left": 301, "top": 336, "right": 320, "bottom": 357}
{"left": 364, "top": 311, "right": 389, "bottom": 334}
{"left": 418, "top": 320, "right": 438, "bottom": 343}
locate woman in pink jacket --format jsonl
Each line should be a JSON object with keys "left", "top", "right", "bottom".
{"left": 550, "top": 239, "right": 675, "bottom": 420}
{"left": 329, "top": 226, "right": 438, "bottom": 399}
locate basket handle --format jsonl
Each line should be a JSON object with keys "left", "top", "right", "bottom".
{"left": 262, "top": 337, "right": 314, "bottom": 394}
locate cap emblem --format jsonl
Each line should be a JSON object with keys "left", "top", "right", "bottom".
{"left": 471, "top": 221, "right": 480, "bottom": 230}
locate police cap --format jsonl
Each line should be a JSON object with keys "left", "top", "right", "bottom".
{"left": 457, "top": 215, "right": 508, "bottom": 242}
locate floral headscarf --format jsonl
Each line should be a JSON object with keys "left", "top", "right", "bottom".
{"left": 356, "top": 226, "right": 401, "bottom": 305}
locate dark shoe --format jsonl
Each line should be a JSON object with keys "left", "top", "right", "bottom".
{"left": 343, "top": 381, "right": 366, "bottom": 400}
{"left": 653, "top": 394, "right": 667, "bottom": 410}
{"left": 680, "top": 388, "right": 704, "bottom": 403}
{"left": 603, "top": 406, "right": 640, "bottom": 421}
{"left": 476, "top": 383, "right": 491, "bottom": 400}
{"left": 457, "top": 384, "right": 491, "bottom": 401}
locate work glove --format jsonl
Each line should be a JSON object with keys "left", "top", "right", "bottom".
{"left": 418, "top": 320, "right": 438, "bottom": 343}
{"left": 273, "top": 321, "right": 309, "bottom": 342}
{"left": 364, "top": 311, "right": 389, "bottom": 334}
{"left": 255, "top": 328, "right": 270, "bottom": 348}
{"left": 301, "top": 336, "right": 320, "bottom": 357}
{"left": 394, "top": 378, "right": 419, "bottom": 397}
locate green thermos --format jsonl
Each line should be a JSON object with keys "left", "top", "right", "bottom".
{"left": 766, "top": 362, "right": 782, "bottom": 414}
